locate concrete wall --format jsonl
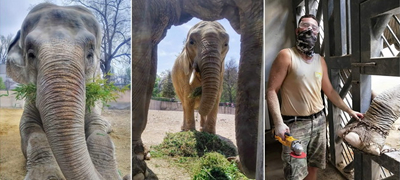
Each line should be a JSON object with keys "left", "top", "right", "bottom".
{"left": 0, "top": 90, "right": 25, "bottom": 108}
{"left": 149, "top": 100, "right": 235, "bottom": 115}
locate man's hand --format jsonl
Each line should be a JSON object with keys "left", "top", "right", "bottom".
{"left": 275, "top": 123, "right": 290, "bottom": 140}
{"left": 348, "top": 110, "right": 364, "bottom": 121}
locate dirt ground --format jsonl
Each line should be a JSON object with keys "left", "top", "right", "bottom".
{"left": 0, "top": 108, "right": 131, "bottom": 179}
{"left": 142, "top": 110, "right": 237, "bottom": 180}
{"left": 1, "top": 107, "right": 398, "bottom": 180}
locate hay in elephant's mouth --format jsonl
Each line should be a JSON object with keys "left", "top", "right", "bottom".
{"left": 189, "top": 86, "right": 202, "bottom": 98}
{"left": 11, "top": 76, "right": 129, "bottom": 112}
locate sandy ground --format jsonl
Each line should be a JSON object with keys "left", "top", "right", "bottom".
{"left": 0, "top": 108, "right": 131, "bottom": 179}
{"left": 142, "top": 110, "right": 237, "bottom": 180}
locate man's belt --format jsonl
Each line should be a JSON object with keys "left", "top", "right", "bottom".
{"left": 282, "top": 110, "right": 324, "bottom": 122}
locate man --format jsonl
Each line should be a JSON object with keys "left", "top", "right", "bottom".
{"left": 266, "top": 14, "right": 364, "bottom": 180}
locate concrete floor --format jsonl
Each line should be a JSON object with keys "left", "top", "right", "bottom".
{"left": 265, "top": 131, "right": 347, "bottom": 180}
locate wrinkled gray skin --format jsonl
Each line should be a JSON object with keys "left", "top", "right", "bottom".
{"left": 7, "top": 3, "right": 122, "bottom": 180}
{"left": 172, "top": 21, "right": 229, "bottom": 134}
{"left": 132, "top": 0, "right": 262, "bottom": 179}
{"left": 338, "top": 84, "right": 400, "bottom": 156}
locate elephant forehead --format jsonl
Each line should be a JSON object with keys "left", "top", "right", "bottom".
{"left": 192, "top": 21, "right": 227, "bottom": 33}
{"left": 22, "top": 5, "right": 100, "bottom": 39}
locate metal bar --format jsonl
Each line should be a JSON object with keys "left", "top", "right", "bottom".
{"left": 394, "top": 14, "right": 400, "bottom": 25}
{"left": 382, "top": 35, "right": 397, "bottom": 56}
{"left": 370, "top": 152, "right": 400, "bottom": 176}
{"left": 360, "top": 0, "right": 400, "bottom": 18}
{"left": 386, "top": 24, "right": 400, "bottom": 47}
{"left": 346, "top": 0, "right": 352, "bottom": 54}
{"left": 305, "top": 0, "right": 310, "bottom": 14}
{"left": 351, "top": 62, "right": 376, "bottom": 67}
{"left": 339, "top": 73, "right": 352, "bottom": 98}
{"left": 334, "top": 0, "right": 347, "bottom": 55}
{"left": 363, "top": 57, "right": 400, "bottom": 76}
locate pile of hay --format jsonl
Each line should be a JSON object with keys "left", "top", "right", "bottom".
{"left": 152, "top": 131, "right": 249, "bottom": 179}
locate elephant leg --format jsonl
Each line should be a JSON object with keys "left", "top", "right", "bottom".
{"left": 200, "top": 102, "right": 219, "bottom": 134}
{"left": 200, "top": 114, "right": 206, "bottom": 132}
{"left": 85, "top": 111, "right": 120, "bottom": 180}
{"left": 132, "top": 43, "right": 158, "bottom": 179}
{"left": 20, "top": 104, "right": 64, "bottom": 180}
{"left": 182, "top": 99, "right": 196, "bottom": 131}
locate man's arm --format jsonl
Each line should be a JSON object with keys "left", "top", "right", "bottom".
{"left": 266, "top": 49, "right": 291, "bottom": 139}
{"left": 320, "top": 57, "right": 364, "bottom": 120}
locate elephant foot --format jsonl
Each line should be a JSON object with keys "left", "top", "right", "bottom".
{"left": 25, "top": 165, "right": 65, "bottom": 180}
{"left": 87, "top": 130, "right": 121, "bottom": 180}
{"left": 25, "top": 134, "right": 65, "bottom": 180}
{"left": 132, "top": 141, "right": 158, "bottom": 180}
{"left": 181, "top": 126, "right": 196, "bottom": 132}
{"left": 25, "top": 154, "right": 64, "bottom": 180}
{"left": 200, "top": 126, "right": 216, "bottom": 134}
{"left": 25, "top": 161, "right": 64, "bottom": 180}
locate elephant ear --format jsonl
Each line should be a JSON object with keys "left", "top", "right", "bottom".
{"left": 6, "top": 30, "right": 28, "bottom": 84}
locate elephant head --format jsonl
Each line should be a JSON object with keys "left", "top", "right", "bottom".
{"left": 181, "top": 21, "right": 229, "bottom": 116}
{"left": 6, "top": 3, "right": 105, "bottom": 179}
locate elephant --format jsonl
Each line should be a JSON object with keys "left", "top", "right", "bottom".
{"left": 132, "top": 0, "right": 262, "bottom": 179}
{"left": 337, "top": 84, "right": 400, "bottom": 156}
{"left": 6, "top": 3, "right": 123, "bottom": 180}
{"left": 172, "top": 21, "right": 229, "bottom": 134}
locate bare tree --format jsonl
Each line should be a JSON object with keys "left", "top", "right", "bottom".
{"left": 65, "top": 0, "right": 131, "bottom": 81}
{"left": 222, "top": 58, "right": 238, "bottom": 103}
{"left": 0, "top": 34, "right": 14, "bottom": 64}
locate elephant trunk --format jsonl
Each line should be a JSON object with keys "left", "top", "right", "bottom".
{"left": 198, "top": 39, "right": 221, "bottom": 116}
{"left": 36, "top": 43, "right": 102, "bottom": 179}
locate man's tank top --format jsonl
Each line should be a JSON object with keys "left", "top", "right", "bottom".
{"left": 280, "top": 47, "right": 324, "bottom": 116}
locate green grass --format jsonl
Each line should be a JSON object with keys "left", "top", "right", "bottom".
{"left": 151, "top": 131, "right": 249, "bottom": 180}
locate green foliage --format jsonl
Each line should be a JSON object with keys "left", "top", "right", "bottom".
{"left": 152, "top": 131, "right": 237, "bottom": 158}
{"left": 0, "top": 77, "right": 6, "bottom": 90}
{"left": 152, "top": 75, "right": 161, "bottom": 97}
{"left": 221, "top": 58, "right": 238, "bottom": 103}
{"left": 86, "top": 74, "right": 129, "bottom": 112}
{"left": 11, "top": 74, "right": 129, "bottom": 112}
{"left": 13, "top": 83, "right": 37, "bottom": 103}
{"left": 189, "top": 86, "right": 202, "bottom": 98}
{"left": 192, "top": 153, "right": 249, "bottom": 180}
{"left": 161, "top": 71, "right": 176, "bottom": 98}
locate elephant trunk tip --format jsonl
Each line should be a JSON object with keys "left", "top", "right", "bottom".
{"left": 198, "top": 100, "right": 215, "bottom": 116}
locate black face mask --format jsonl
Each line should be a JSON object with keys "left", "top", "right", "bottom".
{"left": 296, "top": 29, "right": 317, "bottom": 57}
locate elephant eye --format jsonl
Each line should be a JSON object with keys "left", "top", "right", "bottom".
{"left": 87, "top": 52, "right": 93, "bottom": 59}
{"left": 27, "top": 49, "right": 36, "bottom": 59}
{"left": 224, "top": 43, "right": 228, "bottom": 46}
{"left": 189, "top": 40, "right": 195, "bottom": 45}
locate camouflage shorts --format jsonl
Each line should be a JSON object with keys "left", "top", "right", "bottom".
{"left": 282, "top": 114, "right": 326, "bottom": 180}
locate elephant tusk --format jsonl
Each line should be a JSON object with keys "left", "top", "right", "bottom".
{"left": 189, "top": 69, "right": 196, "bottom": 85}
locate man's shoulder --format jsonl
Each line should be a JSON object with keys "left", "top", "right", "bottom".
{"left": 278, "top": 48, "right": 292, "bottom": 57}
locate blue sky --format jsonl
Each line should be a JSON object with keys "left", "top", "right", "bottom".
{"left": 0, "top": 0, "right": 49, "bottom": 36}
{"left": 157, "top": 18, "right": 240, "bottom": 75}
